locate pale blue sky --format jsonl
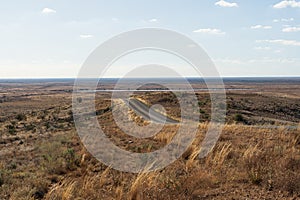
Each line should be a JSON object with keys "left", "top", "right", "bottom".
{"left": 0, "top": 0, "right": 300, "bottom": 78}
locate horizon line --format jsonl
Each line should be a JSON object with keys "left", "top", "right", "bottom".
{"left": 0, "top": 75, "right": 300, "bottom": 80}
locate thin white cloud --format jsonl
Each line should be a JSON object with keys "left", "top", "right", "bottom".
{"left": 112, "top": 18, "right": 119, "bottom": 22}
{"left": 282, "top": 26, "right": 300, "bottom": 32}
{"left": 273, "top": 18, "right": 294, "bottom": 22}
{"left": 193, "top": 28, "right": 226, "bottom": 35}
{"left": 216, "top": 57, "right": 300, "bottom": 64}
{"left": 257, "top": 39, "right": 300, "bottom": 46}
{"left": 148, "top": 18, "right": 158, "bottom": 22}
{"left": 41, "top": 8, "right": 56, "bottom": 14}
{"left": 254, "top": 46, "right": 271, "bottom": 50}
{"left": 80, "top": 34, "right": 94, "bottom": 39}
{"left": 248, "top": 57, "right": 300, "bottom": 64}
{"left": 251, "top": 25, "right": 272, "bottom": 29}
{"left": 215, "top": 0, "right": 238, "bottom": 7}
{"left": 282, "top": 17, "right": 295, "bottom": 21}
{"left": 215, "top": 58, "right": 243, "bottom": 64}
{"left": 273, "top": 0, "right": 300, "bottom": 8}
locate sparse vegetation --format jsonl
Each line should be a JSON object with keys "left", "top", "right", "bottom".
{"left": 6, "top": 123, "right": 16, "bottom": 135}
{"left": 0, "top": 80, "right": 299, "bottom": 199}
{"left": 234, "top": 113, "right": 244, "bottom": 122}
{"left": 0, "top": 171, "right": 4, "bottom": 187}
{"left": 16, "top": 113, "right": 27, "bottom": 121}
{"left": 25, "top": 123, "right": 36, "bottom": 131}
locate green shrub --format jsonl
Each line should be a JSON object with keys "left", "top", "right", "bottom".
{"left": 64, "top": 148, "right": 80, "bottom": 170}
{"left": 7, "top": 162, "right": 17, "bottom": 170}
{"left": 25, "top": 123, "right": 35, "bottom": 131}
{"left": 16, "top": 113, "right": 27, "bottom": 121}
{"left": 0, "top": 170, "right": 3, "bottom": 186}
{"left": 6, "top": 124, "right": 16, "bottom": 135}
{"left": 234, "top": 114, "right": 244, "bottom": 122}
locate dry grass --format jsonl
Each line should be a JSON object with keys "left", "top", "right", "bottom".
{"left": 0, "top": 103, "right": 299, "bottom": 199}
{"left": 23, "top": 124, "right": 298, "bottom": 199}
{"left": 1, "top": 83, "right": 300, "bottom": 199}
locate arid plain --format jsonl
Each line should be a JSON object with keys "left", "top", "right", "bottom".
{"left": 0, "top": 78, "right": 299, "bottom": 199}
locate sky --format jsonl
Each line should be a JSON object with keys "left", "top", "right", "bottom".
{"left": 0, "top": 0, "right": 300, "bottom": 78}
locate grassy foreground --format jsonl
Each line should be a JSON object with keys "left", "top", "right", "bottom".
{"left": 1, "top": 123, "right": 299, "bottom": 199}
